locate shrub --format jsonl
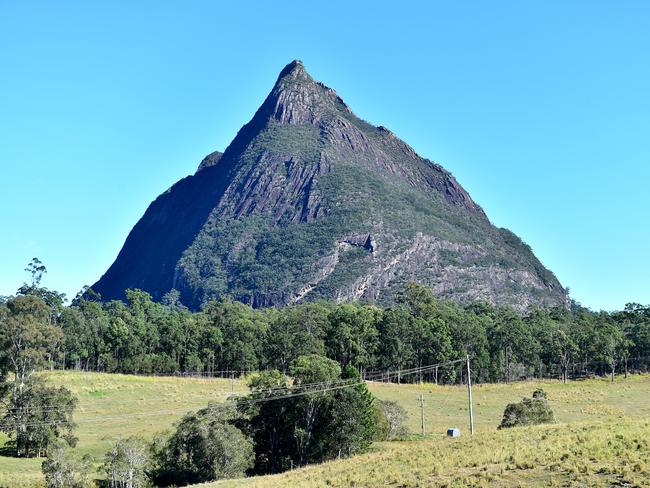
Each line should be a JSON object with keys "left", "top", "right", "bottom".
{"left": 498, "top": 388, "right": 554, "bottom": 429}
{"left": 372, "top": 403, "right": 391, "bottom": 441}
{"left": 151, "top": 404, "right": 253, "bottom": 486}
{"left": 41, "top": 442, "right": 92, "bottom": 488}
{"left": 103, "top": 437, "right": 149, "bottom": 488}
{"left": 377, "top": 400, "right": 409, "bottom": 440}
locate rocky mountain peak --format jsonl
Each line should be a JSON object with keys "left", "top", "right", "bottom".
{"left": 92, "top": 61, "right": 567, "bottom": 312}
{"left": 262, "top": 60, "right": 344, "bottom": 125}
{"left": 275, "top": 59, "right": 309, "bottom": 84}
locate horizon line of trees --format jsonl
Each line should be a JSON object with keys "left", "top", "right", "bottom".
{"left": 2, "top": 259, "right": 649, "bottom": 387}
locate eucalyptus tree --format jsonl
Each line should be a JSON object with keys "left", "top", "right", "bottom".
{"left": 0, "top": 295, "right": 76, "bottom": 457}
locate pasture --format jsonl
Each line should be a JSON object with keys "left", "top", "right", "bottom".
{"left": 1, "top": 372, "right": 649, "bottom": 487}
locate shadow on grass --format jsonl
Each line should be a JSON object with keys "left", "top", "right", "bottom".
{"left": 0, "top": 444, "right": 17, "bottom": 457}
{"left": 0, "top": 443, "right": 46, "bottom": 459}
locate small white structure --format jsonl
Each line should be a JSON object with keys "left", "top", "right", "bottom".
{"left": 446, "top": 427, "right": 461, "bottom": 437}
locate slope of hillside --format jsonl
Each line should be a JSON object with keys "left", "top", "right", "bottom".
{"left": 92, "top": 60, "right": 566, "bottom": 310}
{"left": 202, "top": 417, "right": 650, "bottom": 488}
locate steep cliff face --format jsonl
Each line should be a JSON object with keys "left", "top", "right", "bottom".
{"left": 92, "top": 60, "right": 567, "bottom": 310}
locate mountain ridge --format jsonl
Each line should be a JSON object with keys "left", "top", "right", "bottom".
{"left": 92, "top": 60, "right": 566, "bottom": 311}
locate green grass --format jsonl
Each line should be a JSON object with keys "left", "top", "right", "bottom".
{"left": 2, "top": 373, "right": 650, "bottom": 487}
{"left": 0, "top": 371, "right": 248, "bottom": 487}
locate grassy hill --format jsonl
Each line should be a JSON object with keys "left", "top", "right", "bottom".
{"left": 0, "top": 372, "right": 249, "bottom": 487}
{"left": 1, "top": 373, "right": 649, "bottom": 487}
{"left": 205, "top": 376, "right": 650, "bottom": 488}
{"left": 202, "top": 417, "right": 650, "bottom": 487}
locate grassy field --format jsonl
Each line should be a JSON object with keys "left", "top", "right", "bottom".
{"left": 0, "top": 371, "right": 249, "bottom": 487}
{"left": 1, "top": 373, "right": 649, "bottom": 487}
{"left": 368, "top": 374, "right": 650, "bottom": 434}
{"left": 203, "top": 375, "right": 650, "bottom": 488}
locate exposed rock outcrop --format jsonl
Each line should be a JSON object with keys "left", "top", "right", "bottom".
{"left": 91, "top": 60, "right": 567, "bottom": 311}
{"left": 196, "top": 151, "right": 223, "bottom": 172}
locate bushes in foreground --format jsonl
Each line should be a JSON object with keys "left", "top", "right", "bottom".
{"left": 375, "top": 400, "right": 409, "bottom": 440}
{"left": 68, "top": 354, "right": 379, "bottom": 487}
{"left": 42, "top": 442, "right": 92, "bottom": 488}
{"left": 104, "top": 437, "right": 150, "bottom": 488}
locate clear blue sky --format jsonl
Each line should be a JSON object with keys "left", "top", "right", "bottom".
{"left": 1, "top": 1, "right": 648, "bottom": 311}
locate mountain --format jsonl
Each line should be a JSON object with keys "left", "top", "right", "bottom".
{"left": 92, "top": 60, "right": 566, "bottom": 310}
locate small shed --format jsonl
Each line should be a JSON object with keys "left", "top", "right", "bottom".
{"left": 446, "top": 427, "right": 461, "bottom": 437}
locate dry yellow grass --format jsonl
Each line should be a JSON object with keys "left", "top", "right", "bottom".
{"left": 202, "top": 375, "right": 650, "bottom": 488}
{"left": 368, "top": 374, "right": 650, "bottom": 434}
{"left": 201, "top": 417, "right": 650, "bottom": 487}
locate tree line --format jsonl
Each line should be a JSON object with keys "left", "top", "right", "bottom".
{"left": 3, "top": 259, "right": 650, "bottom": 386}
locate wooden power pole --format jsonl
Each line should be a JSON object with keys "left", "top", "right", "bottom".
{"left": 418, "top": 393, "right": 425, "bottom": 436}
{"left": 466, "top": 354, "right": 475, "bottom": 435}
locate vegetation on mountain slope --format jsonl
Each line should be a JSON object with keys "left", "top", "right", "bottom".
{"left": 91, "top": 61, "right": 566, "bottom": 310}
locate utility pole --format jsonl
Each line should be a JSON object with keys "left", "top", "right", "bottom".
{"left": 466, "top": 354, "right": 474, "bottom": 435}
{"left": 418, "top": 393, "right": 425, "bottom": 436}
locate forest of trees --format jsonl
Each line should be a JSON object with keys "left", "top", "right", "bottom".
{"left": 2, "top": 259, "right": 649, "bottom": 386}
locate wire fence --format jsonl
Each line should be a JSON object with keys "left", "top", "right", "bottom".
{"left": 47, "top": 354, "right": 650, "bottom": 386}
{"left": 2, "top": 356, "right": 648, "bottom": 436}
{"left": 0, "top": 359, "right": 467, "bottom": 430}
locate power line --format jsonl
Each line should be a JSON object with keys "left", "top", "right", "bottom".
{"left": 0, "top": 381, "right": 366, "bottom": 429}
{"left": 0, "top": 359, "right": 466, "bottom": 429}
{"left": 1, "top": 389, "right": 240, "bottom": 414}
